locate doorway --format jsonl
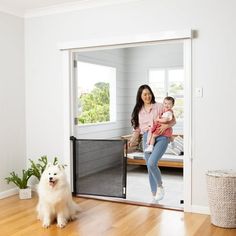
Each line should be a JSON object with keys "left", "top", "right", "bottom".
{"left": 60, "top": 31, "right": 192, "bottom": 211}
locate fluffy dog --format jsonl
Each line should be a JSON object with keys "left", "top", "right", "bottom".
{"left": 37, "top": 163, "right": 80, "bottom": 228}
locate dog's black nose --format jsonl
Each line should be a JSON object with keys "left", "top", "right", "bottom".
{"left": 49, "top": 177, "right": 53, "bottom": 181}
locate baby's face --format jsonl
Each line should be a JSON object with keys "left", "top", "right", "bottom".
{"left": 163, "top": 99, "right": 173, "bottom": 110}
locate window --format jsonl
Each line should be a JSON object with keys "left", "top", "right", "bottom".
{"left": 149, "top": 68, "right": 184, "bottom": 133}
{"left": 76, "top": 61, "right": 116, "bottom": 125}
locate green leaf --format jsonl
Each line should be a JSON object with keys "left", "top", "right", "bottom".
{"left": 78, "top": 82, "right": 110, "bottom": 124}
{"left": 5, "top": 169, "right": 32, "bottom": 189}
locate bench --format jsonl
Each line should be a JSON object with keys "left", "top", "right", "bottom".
{"left": 122, "top": 134, "right": 184, "bottom": 169}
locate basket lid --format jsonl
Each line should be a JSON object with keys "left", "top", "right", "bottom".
{"left": 206, "top": 169, "right": 236, "bottom": 177}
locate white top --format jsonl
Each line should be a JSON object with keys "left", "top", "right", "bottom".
{"left": 162, "top": 110, "right": 173, "bottom": 121}
{"left": 206, "top": 170, "right": 236, "bottom": 177}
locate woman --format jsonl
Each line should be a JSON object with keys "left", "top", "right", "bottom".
{"left": 129, "top": 85, "right": 176, "bottom": 201}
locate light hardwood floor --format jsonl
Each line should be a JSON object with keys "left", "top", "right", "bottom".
{"left": 0, "top": 194, "right": 235, "bottom": 236}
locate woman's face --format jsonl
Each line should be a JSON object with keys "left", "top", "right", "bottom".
{"left": 141, "top": 88, "right": 152, "bottom": 104}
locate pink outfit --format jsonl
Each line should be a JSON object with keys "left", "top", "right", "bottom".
{"left": 151, "top": 109, "right": 173, "bottom": 137}
{"left": 143, "top": 107, "right": 173, "bottom": 145}
{"left": 137, "top": 103, "right": 164, "bottom": 134}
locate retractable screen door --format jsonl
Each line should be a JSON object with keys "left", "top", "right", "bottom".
{"left": 71, "top": 138, "right": 127, "bottom": 198}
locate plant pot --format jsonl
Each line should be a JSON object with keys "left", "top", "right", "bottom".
{"left": 19, "top": 188, "right": 32, "bottom": 199}
{"left": 35, "top": 183, "right": 39, "bottom": 192}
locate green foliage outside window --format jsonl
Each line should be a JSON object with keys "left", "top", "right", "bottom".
{"left": 78, "top": 82, "right": 110, "bottom": 124}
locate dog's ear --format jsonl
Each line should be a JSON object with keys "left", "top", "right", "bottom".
{"left": 46, "top": 163, "right": 52, "bottom": 169}
{"left": 57, "top": 164, "right": 65, "bottom": 171}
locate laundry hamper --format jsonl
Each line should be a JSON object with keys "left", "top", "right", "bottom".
{"left": 206, "top": 170, "right": 236, "bottom": 228}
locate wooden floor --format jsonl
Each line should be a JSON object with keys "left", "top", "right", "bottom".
{"left": 0, "top": 194, "right": 236, "bottom": 236}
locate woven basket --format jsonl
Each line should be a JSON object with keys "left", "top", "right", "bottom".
{"left": 206, "top": 170, "right": 236, "bottom": 228}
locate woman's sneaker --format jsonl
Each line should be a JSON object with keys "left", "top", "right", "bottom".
{"left": 152, "top": 196, "right": 158, "bottom": 204}
{"left": 155, "top": 186, "right": 165, "bottom": 201}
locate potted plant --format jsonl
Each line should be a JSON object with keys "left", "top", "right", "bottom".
{"left": 5, "top": 169, "right": 32, "bottom": 199}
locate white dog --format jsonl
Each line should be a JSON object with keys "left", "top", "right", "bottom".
{"left": 37, "top": 163, "right": 80, "bottom": 228}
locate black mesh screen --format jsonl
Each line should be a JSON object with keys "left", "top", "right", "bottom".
{"left": 72, "top": 138, "right": 127, "bottom": 198}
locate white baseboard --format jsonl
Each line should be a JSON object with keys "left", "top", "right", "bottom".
{"left": 0, "top": 188, "right": 18, "bottom": 199}
{"left": 191, "top": 205, "right": 210, "bottom": 215}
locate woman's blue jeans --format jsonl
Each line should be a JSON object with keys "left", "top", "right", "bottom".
{"left": 142, "top": 132, "right": 169, "bottom": 194}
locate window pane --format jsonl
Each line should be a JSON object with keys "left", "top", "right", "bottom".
{"left": 77, "top": 61, "right": 116, "bottom": 125}
{"left": 168, "top": 69, "right": 184, "bottom": 121}
{"left": 149, "top": 69, "right": 165, "bottom": 103}
{"left": 168, "top": 69, "right": 184, "bottom": 97}
{"left": 173, "top": 98, "right": 184, "bottom": 120}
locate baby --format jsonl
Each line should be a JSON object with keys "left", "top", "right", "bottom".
{"left": 145, "top": 96, "right": 175, "bottom": 153}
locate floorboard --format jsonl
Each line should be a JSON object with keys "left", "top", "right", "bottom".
{"left": 0, "top": 194, "right": 235, "bottom": 236}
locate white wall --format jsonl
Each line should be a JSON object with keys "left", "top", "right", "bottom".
{"left": 24, "top": 0, "right": 236, "bottom": 210}
{"left": 0, "top": 12, "right": 25, "bottom": 198}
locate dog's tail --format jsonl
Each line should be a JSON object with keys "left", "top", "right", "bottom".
{"left": 69, "top": 200, "right": 81, "bottom": 221}
{"left": 72, "top": 201, "right": 81, "bottom": 212}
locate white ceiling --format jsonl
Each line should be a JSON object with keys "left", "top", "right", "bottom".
{"left": 0, "top": 0, "right": 137, "bottom": 17}
{"left": 0, "top": 0, "right": 85, "bottom": 17}
{"left": 0, "top": 0, "right": 84, "bottom": 11}
{"left": 0, "top": 0, "right": 130, "bottom": 17}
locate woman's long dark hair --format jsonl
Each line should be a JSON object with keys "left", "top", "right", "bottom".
{"left": 131, "top": 84, "right": 156, "bottom": 129}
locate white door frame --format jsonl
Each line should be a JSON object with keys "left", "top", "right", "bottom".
{"left": 59, "top": 29, "right": 193, "bottom": 212}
